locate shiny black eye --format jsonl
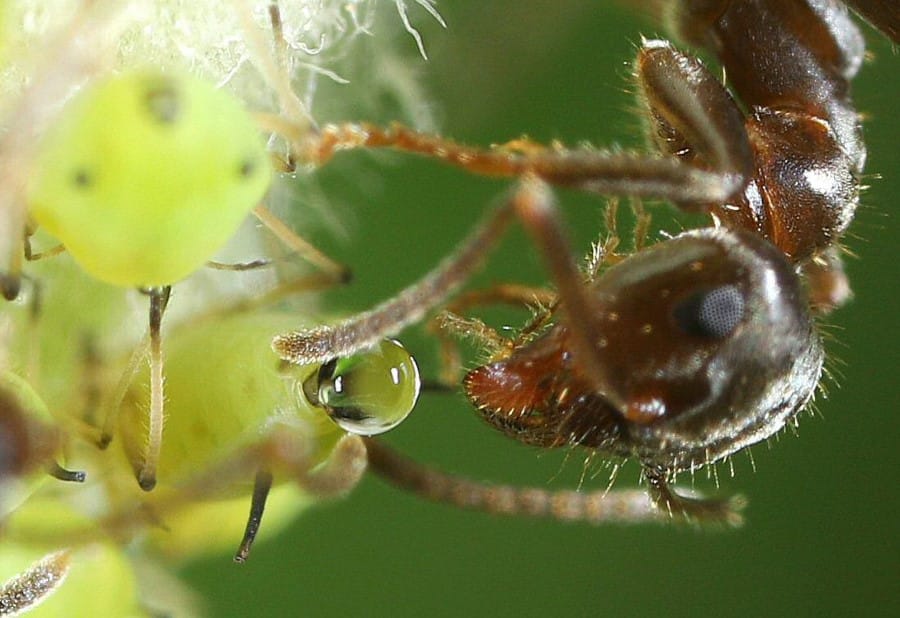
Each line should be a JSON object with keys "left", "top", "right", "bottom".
{"left": 673, "top": 284, "right": 745, "bottom": 339}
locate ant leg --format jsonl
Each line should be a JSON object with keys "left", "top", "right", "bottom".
{"left": 273, "top": 195, "right": 518, "bottom": 365}
{"left": 137, "top": 286, "right": 171, "bottom": 491}
{"left": 363, "top": 438, "right": 664, "bottom": 524}
{"left": 800, "top": 246, "right": 852, "bottom": 314}
{"left": 281, "top": 42, "right": 749, "bottom": 240}
{"left": 301, "top": 121, "right": 742, "bottom": 205}
{"left": 630, "top": 198, "right": 652, "bottom": 254}
{"left": 643, "top": 466, "right": 744, "bottom": 526}
{"left": 0, "top": 551, "right": 72, "bottom": 616}
{"left": 843, "top": 0, "right": 900, "bottom": 43}
{"left": 431, "top": 284, "right": 556, "bottom": 383}
{"left": 301, "top": 41, "right": 753, "bottom": 208}
{"left": 510, "top": 177, "right": 620, "bottom": 403}
{"left": 634, "top": 39, "right": 754, "bottom": 209}
{"left": 234, "top": 469, "right": 274, "bottom": 563}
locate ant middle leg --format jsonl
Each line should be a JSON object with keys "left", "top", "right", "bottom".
{"left": 362, "top": 437, "right": 745, "bottom": 526}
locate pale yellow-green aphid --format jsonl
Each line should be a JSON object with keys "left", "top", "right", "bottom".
{"left": 28, "top": 69, "right": 271, "bottom": 288}
{"left": 26, "top": 68, "right": 272, "bottom": 493}
{"left": 0, "top": 372, "right": 83, "bottom": 518}
{"left": 114, "top": 311, "right": 420, "bottom": 561}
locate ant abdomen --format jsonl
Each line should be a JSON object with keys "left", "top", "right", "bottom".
{"left": 465, "top": 227, "right": 823, "bottom": 471}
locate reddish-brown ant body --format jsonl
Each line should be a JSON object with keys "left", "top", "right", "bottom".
{"left": 264, "top": 0, "right": 897, "bottom": 526}
{"left": 270, "top": 0, "right": 897, "bottom": 524}
{"left": 267, "top": 0, "right": 900, "bottom": 526}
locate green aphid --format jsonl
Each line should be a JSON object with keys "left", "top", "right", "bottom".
{"left": 28, "top": 69, "right": 271, "bottom": 288}
{"left": 115, "top": 311, "right": 420, "bottom": 561}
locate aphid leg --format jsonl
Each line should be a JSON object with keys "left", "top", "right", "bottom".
{"left": 251, "top": 204, "right": 351, "bottom": 284}
{"left": 206, "top": 257, "right": 275, "bottom": 271}
{"left": 98, "top": 336, "right": 149, "bottom": 449}
{"left": 234, "top": 469, "right": 274, "bottom": 563}
{"left": 23, "top": 233, "right": 65, "bottom": 262}
{"left": 363, "top": 438, "right": 664, "bottom": 524}
{"left": 137, "top": 286, "right": 172, "bottom": 492}
{"left": 643, "top": 466, "right": 744, "bottom": 526}
{"left": 0, "top": 243, "right": 23, "bottom": 301}
{"left": 291, "top": 435, "right": 368, "bottom": 497}
{"left": 234, "top": 434, "right": 366, "bottom": 562}
{"left": 47, "top": 461, "right": 86, "bottom": 483}
{"left": 236, "top": 0, "right": 312, "bottom": 133}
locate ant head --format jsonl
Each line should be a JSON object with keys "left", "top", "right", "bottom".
{"left": 464, "top": 227, "right": 825, "bottom": 471}
{"left": 582, "top": 227, "right": 824, "bottom": 469}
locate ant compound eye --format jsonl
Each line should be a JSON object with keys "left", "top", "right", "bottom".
{"left": 672, "top": 284, "right": 745, "bottom": 339}
{"left": 306, "top": 339, "right": 421, "bottom": 436}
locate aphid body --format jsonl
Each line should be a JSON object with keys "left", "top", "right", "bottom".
{"left": 0, "top": 372, "right": 84, "bottom": 517}
{"left": 28, "top": 70, "right": 270, "bottom": 287}
{"left": 114, "top": 311, "right": 420, "bottom": 560}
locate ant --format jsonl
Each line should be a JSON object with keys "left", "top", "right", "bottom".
{"left": 266, "top": 0, "right": 897, "bottom": 524}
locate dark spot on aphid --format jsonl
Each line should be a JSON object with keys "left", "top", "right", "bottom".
{"left": 239, "top": 159, "right": 257, "bottom": 178}
{"left": 143, "top": 78, "right": 182, "bottom": 125}
{"left": 673, "top": 284, "right": 745, "bottom": 339}
{"left": 72, "top": 169, "right": 92, "bottom": 188}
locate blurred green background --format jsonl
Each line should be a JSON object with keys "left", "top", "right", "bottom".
{"left": 182, "top": 3, "right": 900, "bottom": 617}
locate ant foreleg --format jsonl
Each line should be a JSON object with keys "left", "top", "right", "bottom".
{"left": 273, "top": 194, "right": 518, "bottom": 366}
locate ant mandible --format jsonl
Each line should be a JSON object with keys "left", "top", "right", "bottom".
{"left": 268, "top": 0, "right": 895, "bottom": 524}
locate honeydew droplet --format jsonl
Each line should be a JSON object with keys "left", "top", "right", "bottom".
{"left": 306, "top": 339, "right": 421, "bottom": 436}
